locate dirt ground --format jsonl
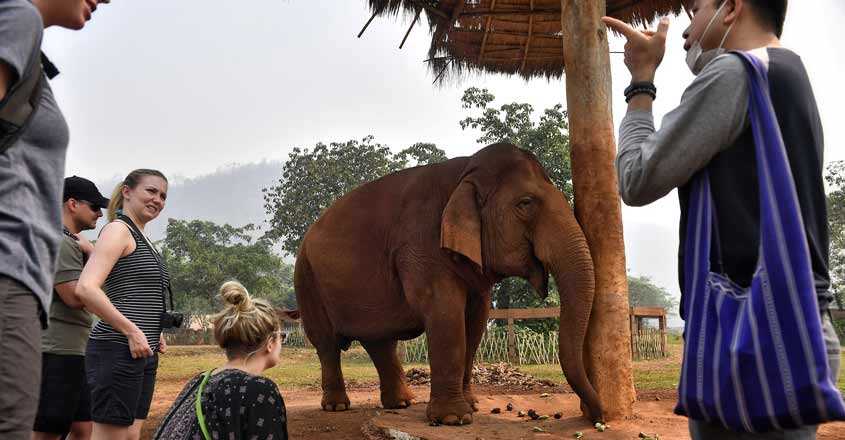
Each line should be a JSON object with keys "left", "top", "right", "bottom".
{"left": 142, "top": 384, "right": 845, "bottom": 439}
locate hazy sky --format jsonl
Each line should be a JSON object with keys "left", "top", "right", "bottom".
{"left": 42, "top": 1, "right": 845, "bottom": 309}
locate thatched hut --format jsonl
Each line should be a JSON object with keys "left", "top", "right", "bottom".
{"left": 360, "top": 0, "right": 691, "bottom": 421}
{"left": 366, "top": 0, "right": 690, "bottom": 80}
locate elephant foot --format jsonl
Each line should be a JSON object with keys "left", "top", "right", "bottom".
{"left": 321, "top": 390, "right": 351, "bottom": 412}
{"left": 426, "top": 398, "right": 473, "bottom": 425}
{"left": 463, "top": 388, "right": 479, "bottom": 412}
{"left": 381, "top": 384, "right": 416, "bottom": 409}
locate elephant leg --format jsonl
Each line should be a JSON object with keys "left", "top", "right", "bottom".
{"left": 315, "top": 343, "right": 350, "bottom": 411}
{"left": 420, "top": 284, "right": 473, "bottom": 425}
{"left": 462, "top": 289, "right": 491, "bottom": 412}
{"left": 296, "top": 255, "right": 350, "bottom": 412}
{"left": 298, "top": 292, "right": 350, "bottom": 410}
{"left": 361, "top": 339, "right": 415, "bottom": 409}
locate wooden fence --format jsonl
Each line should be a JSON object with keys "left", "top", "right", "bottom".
{"left": 169, "top": 307, "right": 669, "bottom": 364}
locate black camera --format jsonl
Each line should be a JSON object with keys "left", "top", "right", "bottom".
{"left": 160, "top": 310, "right": 184, "bottom": 329}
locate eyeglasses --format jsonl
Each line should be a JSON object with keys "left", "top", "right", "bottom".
{"left": 274, "top": 330, "right": 288, "bottom": 344}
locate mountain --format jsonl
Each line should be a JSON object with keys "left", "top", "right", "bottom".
{"left": 87, "top": 161, "right": 283, "bottom": 244}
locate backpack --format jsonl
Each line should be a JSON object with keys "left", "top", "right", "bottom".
{"left": 0, "top": 48, "right": 47, "bottom": 153}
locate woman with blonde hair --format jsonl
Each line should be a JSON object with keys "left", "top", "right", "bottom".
{"left": 76, "top": 168, "right": 172, "bottom": 440}
{"left": 154, "top": 281, "right": 289, "bottom": 440}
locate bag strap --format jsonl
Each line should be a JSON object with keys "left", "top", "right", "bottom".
{"left": 116, "top": 214, "right": 174, "bottom": 311}
{"left": 0, "top": 46, "right": 45, "bottom": 154}
{"left": 195, "top": 370, "right": 213, "bottom": 440}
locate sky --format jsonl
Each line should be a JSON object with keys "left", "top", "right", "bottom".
{"left": 42, "top": 1, "right": 845, "bottom": 317}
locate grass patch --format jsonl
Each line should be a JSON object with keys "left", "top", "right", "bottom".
{"left": 158, "top": 336, "right": 844, "bottom": 395}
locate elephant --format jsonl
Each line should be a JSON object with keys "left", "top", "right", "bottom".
{"left": 294, "top": 142, "right": 603, "bottom": 425}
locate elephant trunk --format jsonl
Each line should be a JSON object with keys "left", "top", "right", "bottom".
{"left": 535, "top": 213, "right": 604, "bottom": 422}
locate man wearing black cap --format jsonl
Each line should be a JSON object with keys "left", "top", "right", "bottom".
{"left": 31, "top": 176, "right": 108, "bottom": 440}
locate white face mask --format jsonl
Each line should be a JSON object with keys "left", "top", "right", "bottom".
{"left": 685, "top": 2, "right": 735, "bottom": 75}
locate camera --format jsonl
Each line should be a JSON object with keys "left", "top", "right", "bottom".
{"left": 160, "top": 310, "right": 184, "bottom": 329}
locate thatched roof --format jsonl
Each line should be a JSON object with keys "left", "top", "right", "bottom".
{"left": 365, "top": 0, "right": 691, "bottom": 81}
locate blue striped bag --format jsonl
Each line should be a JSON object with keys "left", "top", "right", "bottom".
{"left": 674, "top": 51, "right": 845, "bottom": 432}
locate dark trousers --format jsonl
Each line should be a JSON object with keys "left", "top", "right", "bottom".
{"left": 0, "top": 276, "right": 42, "bottom": 439}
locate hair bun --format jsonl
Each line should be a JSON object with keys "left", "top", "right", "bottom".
{"left": 220, "top": 281, "right": 252, "bottom": 311}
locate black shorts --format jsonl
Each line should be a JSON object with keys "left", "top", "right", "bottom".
{"left": 33, "top": 353, "right": 92, "bottom": 433}
{"left": 85, "top": 339, "right": 158, "bottom": 426}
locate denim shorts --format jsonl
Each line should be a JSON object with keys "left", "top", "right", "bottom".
{"left": 33, "top": 353, "right": 91, "bottom": 433}
{"left": 85, "top": 339, "right": 158, "bottom": 426}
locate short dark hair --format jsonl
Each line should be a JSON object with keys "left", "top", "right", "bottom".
{"left": 717, "top": 0, "right": 787, "bottom": 37}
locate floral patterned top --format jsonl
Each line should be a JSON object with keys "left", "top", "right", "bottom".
{"left": 154, "top": 368, "right": 288, "bottom": 440}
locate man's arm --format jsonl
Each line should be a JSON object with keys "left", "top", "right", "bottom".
{"left": 602, "top": 16, "right": 748, "bottom": 206}
{"left": 53, "top": 238, "right": 86, "bottom": 308}
{"left": 616, "top": 55, "right": 749, "bottom": 205}
{"left": 54, "top": 280, "right": 84, "bottom": 309}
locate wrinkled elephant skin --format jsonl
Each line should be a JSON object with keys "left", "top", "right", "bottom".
{"left": 294, "top": 143, "right": 603, "bottom": 425}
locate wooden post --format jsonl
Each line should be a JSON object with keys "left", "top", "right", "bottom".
{"left": 560, "top": 0, "right": 635, "bottom": 420}
{"left": 398, "top": 340, "right": 408, "bottom": 363}
{"left": 659, "top": 313, "right": 667, "bottom": 357}
{"left": 628, "top": 308, "right": 637, "bottom": 356}
{"left": 506, "top": 314, "right": 517, "bottom": 364}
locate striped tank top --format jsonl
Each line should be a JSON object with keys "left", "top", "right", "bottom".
{"left": 89, "top": 219, "right": 169, "bottom": 350}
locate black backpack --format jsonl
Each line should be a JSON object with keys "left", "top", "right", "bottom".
{"left": 0, "top": 48, "right": 50, "bottom": 154}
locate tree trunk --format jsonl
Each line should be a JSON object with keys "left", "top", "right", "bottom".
{"left": 559, "top": 0, "right": 635, "bottom": 420}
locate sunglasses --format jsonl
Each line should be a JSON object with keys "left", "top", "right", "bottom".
{"left": 76, "top": 199, "right": 103, "bottom": 212}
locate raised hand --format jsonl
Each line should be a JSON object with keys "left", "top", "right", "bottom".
{"left": 602, "top": 16, "right": 670, "bottom": 82}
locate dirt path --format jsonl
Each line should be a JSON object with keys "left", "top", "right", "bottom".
{"left": 142, "top": 384, "right": 845, "bottom": 439}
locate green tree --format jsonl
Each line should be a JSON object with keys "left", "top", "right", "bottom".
{"left": 627, "top": 274, "right": 677, "bottom": 310}
{"left": 826, "top": 160, "right": 845, "bottom": 309}
{"left": 161, "top": 219, "right": 295, "bottom": 326}
{"left": 460, "top": 87, "right": 574, "bottom": 323}
{"left": 460, "top": 87, "right": 573, "bottom": 199}
{"left": 263, "top": 136, "right": 446, "bottom": 255}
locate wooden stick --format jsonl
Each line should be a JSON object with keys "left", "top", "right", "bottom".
{"left": 459, "top": 8, "right": 559, "bottom": 17}
{"left": 478, "top": 0, "right": 497, "bottom": 64}
{"left": 431, "top": 58, "right": 452, "bottom": 85}
{"left": 520, "top": 0, "right": 535, "bottom": 73}
{"left": 357, "top": 11, "right": 378, "bottom": 38}
{"left": 399, "top": 8, "right": 422, "bottom": 49}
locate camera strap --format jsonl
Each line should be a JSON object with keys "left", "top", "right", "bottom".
{"left": 116, "top": 214, "right": 173, "bottom": 311}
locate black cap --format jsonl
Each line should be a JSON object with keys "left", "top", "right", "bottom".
{"left": 63, "top": 176, "right": 109, "bottom": 209}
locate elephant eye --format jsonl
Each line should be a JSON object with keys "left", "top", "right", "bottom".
{"left": 517, "top": 197, "right": 534, "bottom": 209}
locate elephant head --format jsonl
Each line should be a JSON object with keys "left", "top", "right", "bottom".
{"left": 440, "top": 143, "right": 603, "bottom": 421}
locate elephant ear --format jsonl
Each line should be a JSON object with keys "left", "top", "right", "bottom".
{"left": 440, "top": 181, "right": 483, "bottom": 270}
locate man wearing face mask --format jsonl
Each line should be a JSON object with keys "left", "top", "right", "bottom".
{"left": 604, "top": 0, "right": 838, "bottom": 439}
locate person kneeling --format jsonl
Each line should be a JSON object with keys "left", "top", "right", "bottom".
{"left": 154, "top": 281, "right": 288, "bottom": 440}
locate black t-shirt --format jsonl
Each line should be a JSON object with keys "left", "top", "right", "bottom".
{"left": 154, "top": 369, "right": 288, "bottom": 440}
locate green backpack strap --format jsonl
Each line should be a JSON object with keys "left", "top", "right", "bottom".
{"left": 195, "top": 370, "right": 213, "bottom": 440}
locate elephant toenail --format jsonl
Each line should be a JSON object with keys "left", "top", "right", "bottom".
{"left": 336, "top": 404, "right": 347, "bottom": 411}
{"left": 442, "top": 415, "right": 459, "bottom": 425}
{"left": 461, "top": 414, "right": 473, "bottom": 425}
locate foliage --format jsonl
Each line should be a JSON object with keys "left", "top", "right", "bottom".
{"left": 262, "top": 136, "right": 447, "bottom": 255}
{"left": 459, "top": 87, "right": 573, "bottom": 201}
{"left": 628, "top": 274, "right": 677, "bottom": 311}
{"left": 161, "top": 219, "right": 296, "bottom": 324}
{"left": 826, "top": 161, "right": 845, "bottom": 309}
